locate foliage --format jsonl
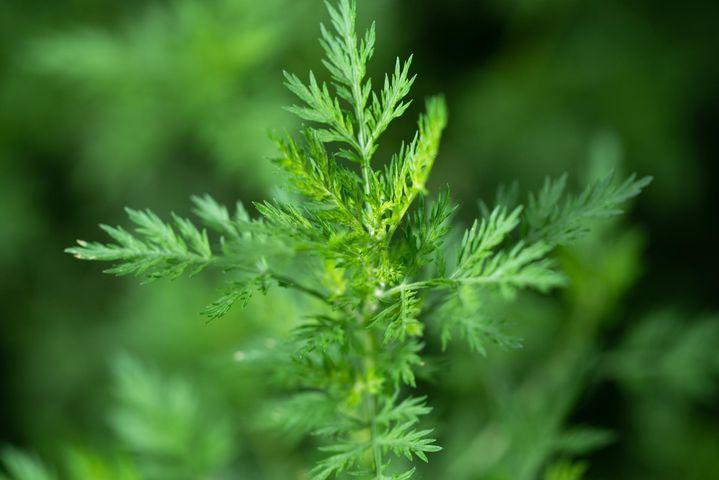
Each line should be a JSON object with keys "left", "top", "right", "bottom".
{"left": 543, "top": 460, "right": 587, "bottom": 480}
{"left": 28, "top": 0, "right": 294, "bottom": 193}
{"left": 63, "top": 450, "right": 140, "bottom": 480}
{"left": 62, "top": 1, "right": 651, "bottom": 477}
{"left": 525, "top": 172, "right": 652, "bottom": 246}
{"left": 607, "top": 311, "right": 719, "bottom": 401}
{"left": 0, "top": 357, "right": 232, "bottom": 480}
{"left": 0, "top": 449, "right": 56, "bottom": 480}
{"left": 108, "top": 356, "right": 234, "bottom": 479}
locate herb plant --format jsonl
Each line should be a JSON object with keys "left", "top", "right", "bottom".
{"left": 67, "top": 1, "right": 650, "bottom": 478}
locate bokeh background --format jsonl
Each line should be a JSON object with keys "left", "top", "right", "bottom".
{"left": 1, "top": 0, "right": 718, "bottom": 478}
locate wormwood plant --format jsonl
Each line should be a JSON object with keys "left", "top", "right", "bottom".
{"left": 67, "top": 1, "right": 650, "bottom": 478}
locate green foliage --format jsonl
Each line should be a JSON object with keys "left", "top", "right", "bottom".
{"left": 0, "top": 357, "right": 231, "bottom": 480}
{"left": 607, "top": 311, "right": 719, "bottom": 401}
{"left": 66, "top": 0, "right": 649, "bottom": 477}
{"left": 437, "top": 285, "right": 523, "bottom": 354}
{"left": 543, "top": 460, "right": 587, "bottom": 480}
{"left": 0, "top": 449, "right": 56, "bottom": 480}
{"left": 63, "top": 451, "right": 140, "bottom": 480}
{"left": 28, "top": 0, "right": 292, "bottom": 192}
{"left": 310, "top": 396, "right": 440, "bottom": 480}
{"left": 67, "top": 208, "right": 213, "bottom": 281}
{"left": 109, "top": 356, "right": 234, "bottom": 479}
{"left": 526, "top": 171, "right": 653, "bottom": 246}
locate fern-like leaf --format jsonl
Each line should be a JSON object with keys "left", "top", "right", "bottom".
{"left": 67, "top": 208, "right": 213, "bottom": 281}
{"left": 527, "top": 171, "right": 652, "bottom": 246}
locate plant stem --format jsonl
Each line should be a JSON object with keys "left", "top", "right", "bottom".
{"left": 381, "top": 279, "right": 443, "bottom": 298}
{"left": 270, "top": 272, "right": 330, "bottom": 304}
{"left": 359, "top": 270, "right": 384, "bottom": 477}
{"left": 370, "top": 393, "right": 383, "bottom": 479}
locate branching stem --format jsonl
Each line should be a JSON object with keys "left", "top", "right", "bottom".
{"left": 270, "top": 272, "right": 330, "bottom": 304}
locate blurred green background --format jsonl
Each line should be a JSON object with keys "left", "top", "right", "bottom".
{"left": 1, "top": 0, "right": 718, "bottom": 478}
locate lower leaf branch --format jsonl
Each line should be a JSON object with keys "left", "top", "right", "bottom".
{"left": 270, "top": 272, "right": 331, "bottom": 304}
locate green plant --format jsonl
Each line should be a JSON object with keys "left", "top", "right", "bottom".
{"left": 108, "top": 356, "right": 234, "bottom": 479}
{"left": 67, "top": 1, "right": 650, "bottom": 478}
{"left": 29, "top": 0, "right": 295, "bottom": 193}
{"left": 0, "top": 356, "right": 231, "bottom": 480}
{"left": 0, "top": 448, "right": 56, "bottom": 480}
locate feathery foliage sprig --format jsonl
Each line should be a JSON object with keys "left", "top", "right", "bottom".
{"left": 67, "top": 1, "right": 650, "bottom": 477}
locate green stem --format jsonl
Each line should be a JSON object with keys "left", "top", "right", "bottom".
{"left": 270, "top": 272, "right": 330, "bottom": 304}
{"left": 359, "top": 280, "right": 384, "bottom": 478}
{"left": 380, "top": 279, "right": 444, "bottom": 298}
{"left": 370, "top": 393, "right": 383, "bottom": 479}
{"left": 362, "top": 158, "right": 371, "bottom": 196}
